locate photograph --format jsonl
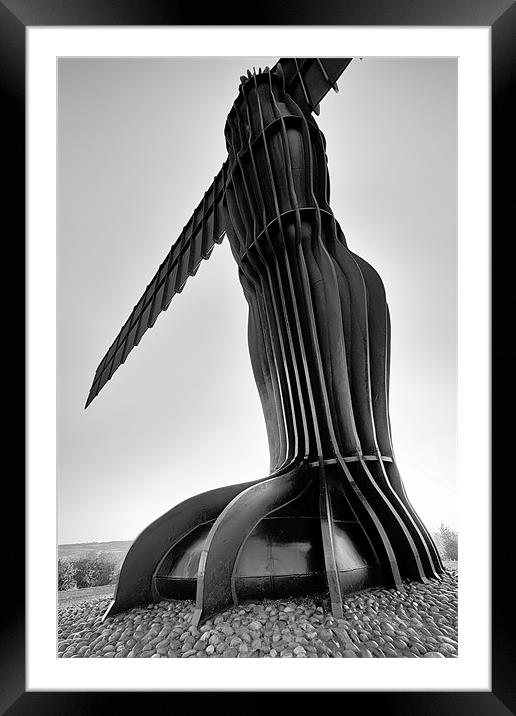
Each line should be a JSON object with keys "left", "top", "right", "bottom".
{"left": 57, "top": 55, "right": 458, "bottom": 661}
{"left": 9, "top": 5, "right": 507, "bottom": 709}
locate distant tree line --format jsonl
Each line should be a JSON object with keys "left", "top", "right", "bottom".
{"left": 58, "top": 552, "right": 123, "bottom": 591}
{"left": 432, "top": 522, "right": 458, "bottom": 561}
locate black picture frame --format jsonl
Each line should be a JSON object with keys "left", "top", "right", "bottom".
{"left": 5, "top": 0, "right": 513, "bottom": 712}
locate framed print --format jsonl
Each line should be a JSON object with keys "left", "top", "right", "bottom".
{"left": 4, "top": 0, "right": 513, "bottom": 712}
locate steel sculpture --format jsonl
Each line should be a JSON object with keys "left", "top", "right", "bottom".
{"left": 86, "top": 58, "right": 444, "bottom": 625}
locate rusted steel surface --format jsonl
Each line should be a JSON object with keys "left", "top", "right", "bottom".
{"left": 89, "top": 59, "right": 444, "bottom": 624}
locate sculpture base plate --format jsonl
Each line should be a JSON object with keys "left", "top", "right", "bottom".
{"left": 152, "top": 513, "right": 384, "bottom": 603}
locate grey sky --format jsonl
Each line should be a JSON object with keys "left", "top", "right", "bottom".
{"left": 58, "top": 57, "right": 457, "bottom": 544}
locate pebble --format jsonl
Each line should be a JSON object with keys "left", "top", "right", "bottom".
{"left": 58, "top": 570, "right": 458, "bottom": 659}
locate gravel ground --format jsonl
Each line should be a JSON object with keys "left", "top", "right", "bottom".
{"left": 58, "top": 568, "right": 458, "bottom": 659}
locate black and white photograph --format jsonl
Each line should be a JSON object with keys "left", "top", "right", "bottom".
{"left": 10, "top": 6, "right": 509, "bottom": 708}
{"left": 57, "top": 55, "right": 458, "bottom": 660}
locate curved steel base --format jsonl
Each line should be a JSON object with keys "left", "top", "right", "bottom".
{"left": 154, "top": 517, "right": 384, "bottom": 602}
{"left": 103, "top": 461, "right": 443, "bottom": 625}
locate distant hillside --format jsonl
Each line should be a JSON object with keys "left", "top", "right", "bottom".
{"left": 59, "top": 540, "right": 132, "bottom": 557}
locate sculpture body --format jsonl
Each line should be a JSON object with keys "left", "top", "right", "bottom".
{"left": 87, "top": 60, "right": 443, "bottom": 625}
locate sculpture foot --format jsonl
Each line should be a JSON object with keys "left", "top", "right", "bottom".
{"left": 104, "top": 460, "right": 442, "bottom": 625}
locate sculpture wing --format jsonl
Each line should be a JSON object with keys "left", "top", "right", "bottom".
{"left": 85, "top": 58, "right": 352, "bottom": 408}
{"left": 273, "top": 57, "right": 353, "bottom": 115}
{"left": 85, "top": 161, "right": 228, "bottom": 408}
